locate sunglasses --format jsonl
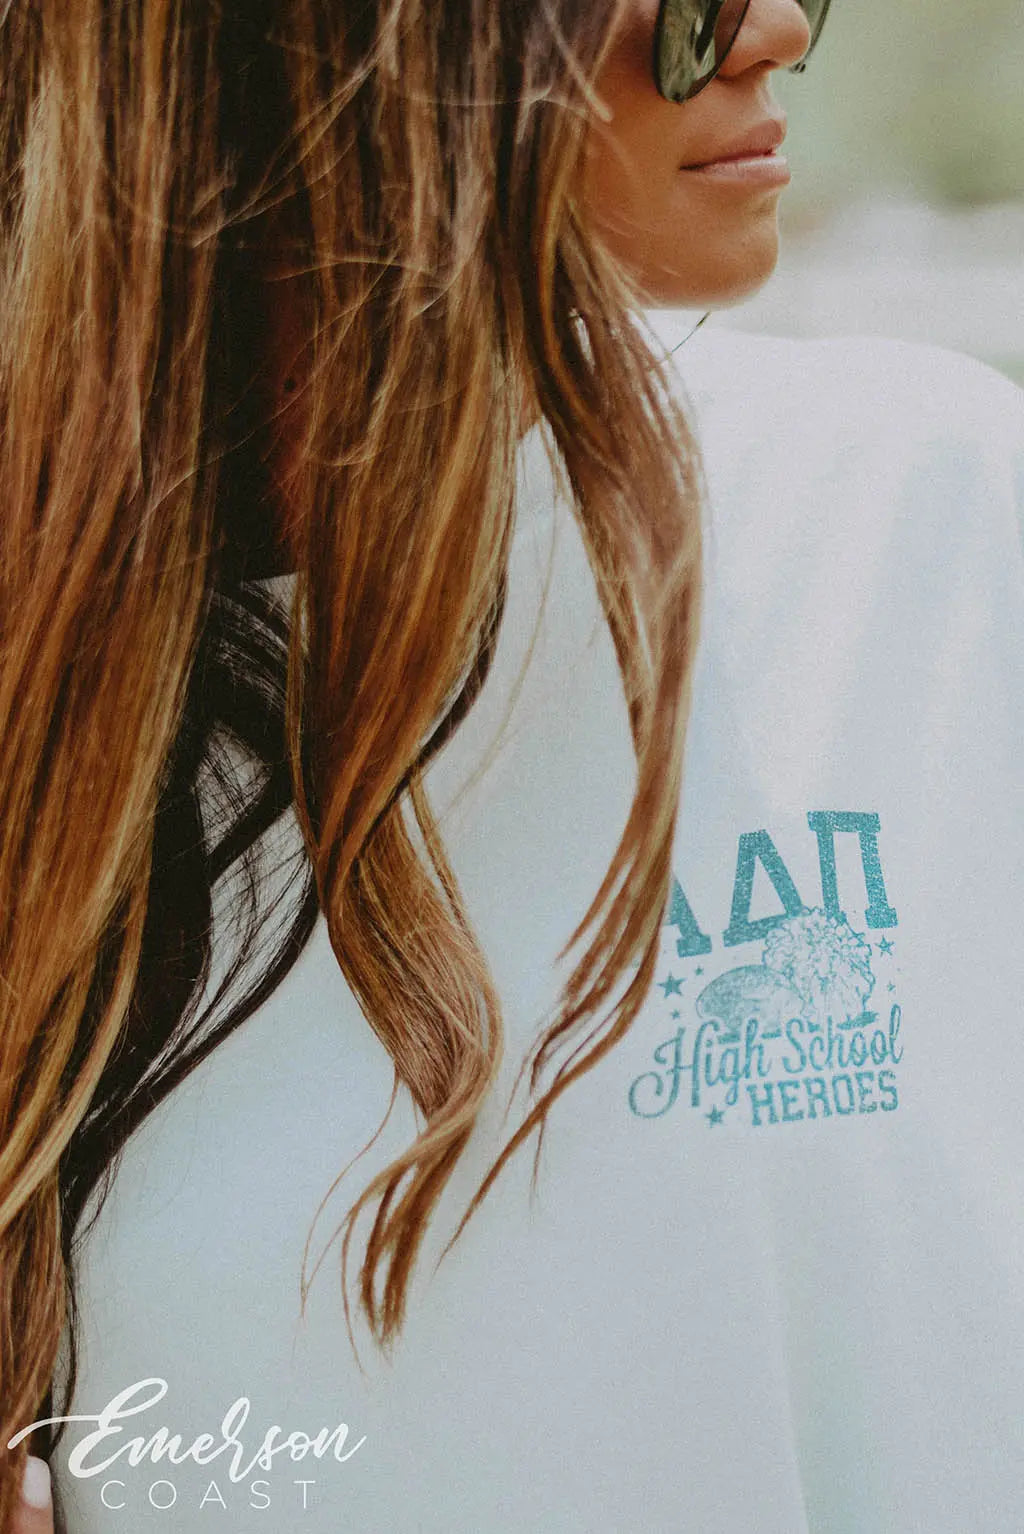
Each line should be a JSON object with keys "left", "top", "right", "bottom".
{"left": 653, "top": 0, "right": 833, "bottom": 104}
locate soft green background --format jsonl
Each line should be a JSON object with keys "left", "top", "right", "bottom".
{"left": 776, "top": 0, "right": 1024, "bottom": 212}
{"left": 713, "top": 0, "right": 1024, "bottom": 388}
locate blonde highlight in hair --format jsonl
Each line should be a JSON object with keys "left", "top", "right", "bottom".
{"left": 0, "top": 3, "right": 226, "bottom": 1521}
{"left": 0, "top": 0, "right": 701, "bottom": 1519}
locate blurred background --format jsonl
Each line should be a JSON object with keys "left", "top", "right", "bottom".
{"left": 705, "top": 0, "right": 1024, "bottom": 385}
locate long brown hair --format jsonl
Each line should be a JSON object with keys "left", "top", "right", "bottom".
{"left": 0, "top": 1, "right": 702, "bottom": 1523}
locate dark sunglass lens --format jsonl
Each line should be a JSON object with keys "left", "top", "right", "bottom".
{"left": 655, "top": 0, "right": 751, "bottom": 104}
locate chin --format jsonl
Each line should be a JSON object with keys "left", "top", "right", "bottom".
{"left": 640, "top": 221, "right": 782, "bottom": 310}
{"left": 704, "top": 260, "right": 778, "bottom": 309}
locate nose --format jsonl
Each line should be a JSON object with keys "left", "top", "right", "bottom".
{"left": 718, "top": 0, "right": 812, "bottom": 79}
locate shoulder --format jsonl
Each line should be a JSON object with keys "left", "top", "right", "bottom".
{"left": 660, "top": 325, "right": 1024, "bottom": 571}
{"left": 668, "top": 324, "right": 1023, "bottom": 447}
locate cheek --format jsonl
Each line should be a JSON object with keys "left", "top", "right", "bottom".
{"left": 582, "top": 0, "right": 687, "bottom": 227}
{"left": 579, "top": 10, "right": 784, "bottom": 309}
{"left": 583, "top": 126, "right": 784, "bottom": 308}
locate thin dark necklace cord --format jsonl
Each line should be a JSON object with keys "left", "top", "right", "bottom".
{"left": 668, "top": 309, "right": 711, "bottom": 357}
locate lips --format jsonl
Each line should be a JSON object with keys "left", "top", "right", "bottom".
{"left": 681, "top": 117, "right": 787, "bottom": 170}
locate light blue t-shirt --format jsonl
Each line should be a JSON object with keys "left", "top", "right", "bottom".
{"left": 44, "top": 326, "right": 1024, "bottom": 1532}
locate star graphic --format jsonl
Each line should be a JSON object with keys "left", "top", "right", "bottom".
{"left": 888, "top": 982, "right": 896, "bottom": 993}
{"left": 671, "top": 1009, "right": 681, "bottom": 1020}
{"left": 659, "top": 974, "right": 684, "bottom": 997}
{"left": 706, "top": 1105, "right": 725, "bottom": 1127}
{"left": 878, "top": 936, "right": 894, "bottom": 956}
{"left": 695, "top": 966, "right": 705, "bottom": 976}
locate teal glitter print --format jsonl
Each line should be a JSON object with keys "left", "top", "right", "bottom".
{"left": 628, "top": 810, "right": 902, "bottom": 1130}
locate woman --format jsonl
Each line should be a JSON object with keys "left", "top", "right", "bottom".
{"left": 5, "top": 0, "right": 1024, "bottom": 1529}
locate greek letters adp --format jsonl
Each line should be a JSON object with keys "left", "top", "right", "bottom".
{"left": 628, "top": 811, "right": 902, "bottom": 1131}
